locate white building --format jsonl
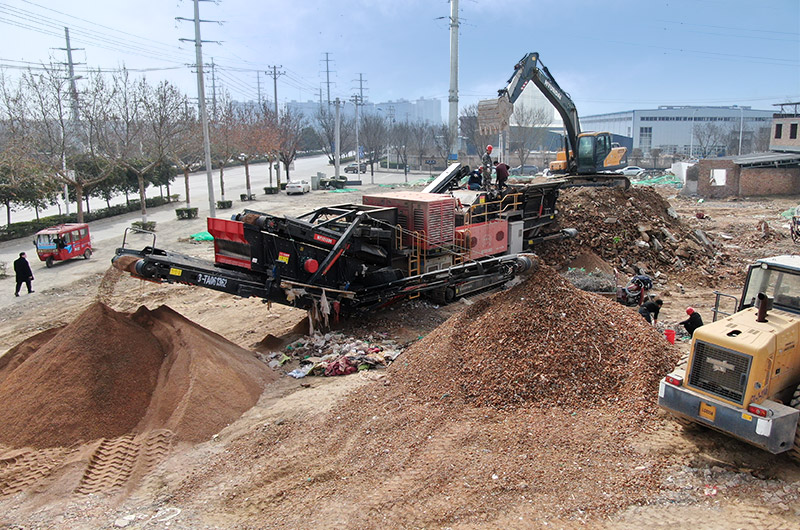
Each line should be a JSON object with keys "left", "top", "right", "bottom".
{"left": 581, "top": 106, "right": 773, "bottom": 157}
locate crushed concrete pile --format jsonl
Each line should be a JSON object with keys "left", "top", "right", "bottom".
{"left": 0, "top": 302, "right": 275, "bottom": 449}
{"left": 540, "top": 186, "right": 715, "bottom": 276}
{"left": 391, "top": 259, "right": 680, "bottom": 410}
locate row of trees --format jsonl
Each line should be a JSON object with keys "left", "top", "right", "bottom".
{"left": 0, "top": 65, "right": 306, "bottom": 225}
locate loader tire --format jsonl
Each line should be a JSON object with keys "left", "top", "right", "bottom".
{"left": 671, "top": 414, "right": 700, "bottom": 431}
{"left": 788, "top": 385, "right": 800, "bottom": 462}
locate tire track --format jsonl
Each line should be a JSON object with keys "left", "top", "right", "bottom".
{"left": 0, "top": 447, "right": 68, "bottom": 496}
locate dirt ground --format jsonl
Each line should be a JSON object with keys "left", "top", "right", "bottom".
{"left": 2, "top": 185, "right": 800, "bottom": 529}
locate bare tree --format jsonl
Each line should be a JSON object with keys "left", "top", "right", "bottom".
{"left": 432, "top": 123, "right": 456, "bottom": 167}
{"left": 359, "top": 113, "right": 388, "bottom": 178}
{"left": 408, "top": 120, "right": 432, "bottom": 171}
{"left": 693, "top": 122, "right": 728, "bottom": 158}
{"left": 509, "top": 103, "right": 551, "bottom": 167}
{"left": 314, "top": 106, "right": 354, "bottom": 164}
{"left": 277, "top": 107, "right": 304, "bottom": 184}
{"left": 210, "top": 93, "right": 238, "bottom": 202}
{"left": 23, "top": 65, "right": 113, "bottom": 223}
{"left": 390, "top": 121, "right": 412, "bottom": 181}
{"left": 234, "top": 101, "right": 278, "bottom": 198}
{"left": 170, "top": 102, "right": 203, "bottom": 207}
{"left": 459, "top": 104, "right": 494, "bottom": 160}
{"left": 649, "top": 148, "right": 661, "bottom": 169}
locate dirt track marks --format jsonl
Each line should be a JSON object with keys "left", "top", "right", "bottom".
{"left": 0, "top": 446, "right": 69, "bottom": 496}
{"left": 75, "top": 429, "right": 173, "bottom": 495}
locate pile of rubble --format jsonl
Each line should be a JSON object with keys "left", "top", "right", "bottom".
{"left": 541, "top": 187, "right": 716, "bottom": 277}
{"left": 391, "top": 258, "right": 680, "bottom": 411}
{"left": 264, "top": 332, "right": 404, "bottom": 378}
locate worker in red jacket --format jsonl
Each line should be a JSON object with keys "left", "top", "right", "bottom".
{"left": 494, "top": 160, "right": 510, "bottom": 189}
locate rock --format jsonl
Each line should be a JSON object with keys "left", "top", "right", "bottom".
{"left": 694, "top": 229, "right": 713, "bottom": 248}
{"left": 666, "top": 207, "right": 678, "bottom": 219}
{"left": 603, "top": 217, "right": 618, "bottom": 224}
{"left": 652, "top": 237, "right": 664, "bottom": 252}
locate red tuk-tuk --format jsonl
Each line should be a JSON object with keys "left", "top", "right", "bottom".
{"left": 34, "top": 223, "right": 93, "bottom": 268}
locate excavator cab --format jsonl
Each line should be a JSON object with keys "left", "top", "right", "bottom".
{"left": 576, "top": 133, "right": 627, "bottom": 174}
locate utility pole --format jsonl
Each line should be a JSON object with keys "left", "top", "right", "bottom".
{"left": 334, "top": 98, "right": 342, "bottom": 178}
{"left": 351, "top": 94, "right": 362, "bottom": 183}
{"left": 56, "top": 26, "right": 84, "bottom": 216}
{"left": 267, "top": 65, "right": 284, "bottom": 121}
{"left": 256, "top": 71, "right": 262, "bottom": 105}
{"left": 448, "top": 0, "right": 459, "bottom": 161}
{"left": 210, "top": 58, "right": 217, "bottom": 120}
{"left": 323, "top": 52, "right": 333, "bottom": 107}
{"left": 177, "top": 0, "right": 219, "bottom": 218}
{"left": 356, "top": 73, "right": 366, "bottom": 104}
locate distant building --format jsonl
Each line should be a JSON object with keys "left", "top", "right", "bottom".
{"left": 582, "top": 106, "right": 773, "bottom": 158}
{"left": 285, "top": 97, "right": 443, "bottom": 125}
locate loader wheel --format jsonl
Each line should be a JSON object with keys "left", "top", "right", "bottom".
{"left": 788, "top": 385, "right": 800, "bottom": 462}
{"left": 671, "top": 414, "right": 701, "bottom": 431}
{"left": 45, "top": 256, "right": 54, "bottom": 268}
{"left": 444, "top": 287, "right": 456, "bottom": 304}
{"left": 83, "top": 249, "right": 92, "bottom": 260}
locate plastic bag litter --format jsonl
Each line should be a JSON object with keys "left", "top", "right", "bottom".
{"left": 190, "top": 231, "right": 214, "bottom": 241}
{"left": 287, "top": 365, "right": 314, "bottom": 379}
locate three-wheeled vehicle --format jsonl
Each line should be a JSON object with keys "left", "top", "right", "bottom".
{"left": 34, "top": 223, "right": 93, "bottom": 268}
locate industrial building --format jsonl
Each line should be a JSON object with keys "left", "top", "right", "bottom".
{"left": 581, "top": 106, "right": 773, "bottom": 158}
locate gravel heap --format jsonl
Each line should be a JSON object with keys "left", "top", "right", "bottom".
{"left": 0, "top": 302, "right": 275, "bottom": 449}
{"left": 391, "top": 259, "right": 680, "bottom": 411}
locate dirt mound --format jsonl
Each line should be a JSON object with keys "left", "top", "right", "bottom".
{"left": 540, "top": 186, "right": 714, "bottom": 275}
{"left": 0, "top": 302, "right": 275, "bottom": 449}
{"left": 391, "top": 260, "right": 680, "bottom": 410}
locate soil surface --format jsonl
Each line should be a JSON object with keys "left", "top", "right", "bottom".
{"left": 1, "top": 182, "right": 800, "bottom": 529}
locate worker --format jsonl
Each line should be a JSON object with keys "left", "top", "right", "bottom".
{"left": 467, "top": 168, "right": 482, "bottom": 190}
{"left": 494, "top": 160, "right": 511, "bottom": 189}
{"left": 678, "top": 307, "right": 704, "bottom": 337}
{"left": 638, "top": 298, "right": 662, "bottom": 326}
{"left": 14, "top": 251, "right": 34, "bottom": 297}
{"left": 481, "top": 145, "right": 493, "bottom": 189}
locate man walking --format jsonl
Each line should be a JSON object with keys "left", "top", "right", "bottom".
{"left": 14, "top": 252, "right": 34, "bottom": 297}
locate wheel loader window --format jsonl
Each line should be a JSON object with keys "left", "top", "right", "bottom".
{"left": 743, "top": 267, "right": 800, "bottom": 314}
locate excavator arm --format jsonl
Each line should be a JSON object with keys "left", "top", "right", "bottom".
{"left": 478, "top": 52, "right": 582, "bottom": 172}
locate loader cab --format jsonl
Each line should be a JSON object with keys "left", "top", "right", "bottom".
{"left": 740, "top": 256, "right": 800, "bottom": 314}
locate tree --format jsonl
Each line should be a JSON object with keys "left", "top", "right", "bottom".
{"left": 210, "top": 93, "right": 239, "bottom": 202}
{"left": 277, "top": 107, "right": 304, "bottom": 184}
{"left": 21, "top": 65, "right": 112, "bottom": 223}
{"left": 314, "top": 106, "right": 354, "bottom": 164}
{"left": 630, "top": 148, "right": 643, "bottom": 166}
{"left": 649, "top": 148, "right": 662, "bottom": 169}
{"left": 693, "top": 122, "right": 728, "bottom": 158}
{"left": 390, "top": 122, "right": 412, "bottom": 181}
{"left": 235, "top": 101, "right": 279, "bottom": 196}
{"left": 360, "top": 113, "right": 388, "bottom": 178}
{"left": 432, "top": 123, "right": 456, "bottom": 167}
{"left": 170, "top": 102, "right": 203, "bottom": 207}
{"left": 509, "top": 103, "right": 551, "bottom": 167}
{"left": 409, "top": 120, "right": 432, "bottom": 171}
{"left": 459, "top": 104, "right": 494, "bottom": 158}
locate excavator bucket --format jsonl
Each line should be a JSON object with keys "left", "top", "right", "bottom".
{"left": 477, "top": 95, "right": 513, "bottom": 135}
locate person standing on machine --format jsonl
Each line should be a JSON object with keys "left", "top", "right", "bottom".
{"left": 481, "top": 145, "right": 493, "bottom": 189}
{"left": 494, "top": 160, "right": 510, "bottom": 189}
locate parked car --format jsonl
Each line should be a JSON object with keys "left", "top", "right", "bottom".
{"left": 285, "top": 180, "right": 311, "bottom": 195}
{"left": 510, "top": 164, "right": 539, "bottom": 176}
{"left": 344, "top": 162, "right": 366, "bottom": 174}
{"left": 620, "top": 166, "right": 645, "bottom": 176}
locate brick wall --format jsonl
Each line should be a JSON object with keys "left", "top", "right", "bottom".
{"left": 696, "top": 159, "right": 800, "bottom": 197}
{"left": 739, "top": 167, "right": 800, "bottom": 196}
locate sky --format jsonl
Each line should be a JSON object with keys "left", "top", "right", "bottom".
{"left": 0, "top": 0, "right": 797, "bottom": 120}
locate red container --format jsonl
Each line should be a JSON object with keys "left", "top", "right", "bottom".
{"left": 362, "top": 192, "right": 455, "bottom": 250}
{"left": 665, "top": 329, "right": 676, "bottom": 344}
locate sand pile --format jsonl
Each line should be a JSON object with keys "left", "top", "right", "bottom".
{"left": 390, "top": 260, "right": 680, "bottom": 410}
{"left": 540, "top": 186, "right": 714, "bottom": 274}
{"left": 0, "top": 302, "right": 275, "bottom": 449}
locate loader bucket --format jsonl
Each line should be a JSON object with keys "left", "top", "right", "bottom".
{"left": 477, "top": 96, "right": 513, "bottom": 134}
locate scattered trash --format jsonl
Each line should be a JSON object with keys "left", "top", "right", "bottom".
{"left": 189, "top": 231, "right": 214, "bottom": 241}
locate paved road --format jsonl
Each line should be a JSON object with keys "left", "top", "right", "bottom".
{"left": 0, "top": 155, "right": 433, "bottom": 312}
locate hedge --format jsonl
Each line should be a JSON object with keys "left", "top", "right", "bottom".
{"left": 0, "top": 196, "right": 174, "bottom": 243}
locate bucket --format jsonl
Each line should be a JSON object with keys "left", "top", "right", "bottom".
{"left": 665, "top": 329, "right": 676, "bottom": 345}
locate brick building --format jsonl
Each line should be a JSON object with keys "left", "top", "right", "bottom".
{"left": 694, "top": 153, "right": 800, "bottom": 198}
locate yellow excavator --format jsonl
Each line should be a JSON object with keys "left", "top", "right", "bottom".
{"left": 478, "top": 53, "right": 628, "bottom": 183}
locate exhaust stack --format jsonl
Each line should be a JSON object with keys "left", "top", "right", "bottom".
{"left": 756, "top": 292, "right": 773, "bottom": 322}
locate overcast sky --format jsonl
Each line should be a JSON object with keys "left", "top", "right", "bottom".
{"left": 0, "top": 0, "right": 797, "bottom": 119}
